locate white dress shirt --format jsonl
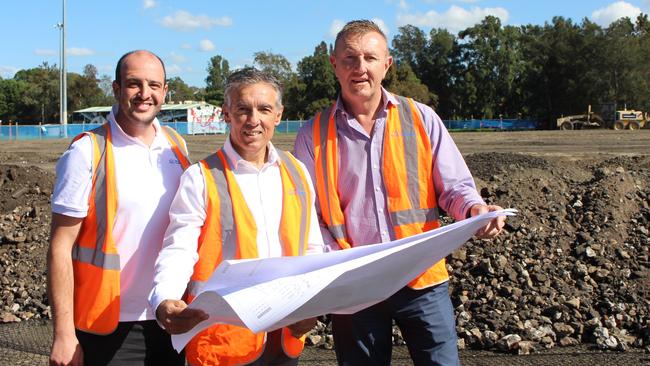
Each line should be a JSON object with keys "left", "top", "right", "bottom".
{"left": 149, "top": 138, "right": 324, "bottom": 313}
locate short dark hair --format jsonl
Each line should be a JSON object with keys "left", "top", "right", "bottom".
{"left": 114, "top": 50, "right": 166, "bottom": 83}
{"left": 224, "top": 67, "right": 283, "bottom": 109}
{"left": 334, "top": 20, "right": 388, "bottom": 54}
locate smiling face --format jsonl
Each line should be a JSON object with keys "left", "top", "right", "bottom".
{"left": 112, "top": 51, "right": 167, "bottom": 129}
{"left": 331, "top": 31, "right": 392, "bottom": 106}
{"left": 223, "top": 82, "right": 283, "bottom": 167}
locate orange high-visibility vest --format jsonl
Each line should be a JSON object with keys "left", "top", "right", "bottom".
{"left": 71, "top": 123, "right": 190, "bottom": 334}
{"left": 184, "top": 149, "right": 310, "bottom": 366}
{"left": 313, "top": 95, "right": 448, "bottom": 289}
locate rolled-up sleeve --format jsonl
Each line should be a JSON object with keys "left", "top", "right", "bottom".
{"left": 418, "top": 103, "right": 485, "bottom": 221}
{"left": 51, "top": 136, "right": 93, "bottom": 218}
{"left": 149, "top": 164, "right": 206, "bottom": 312}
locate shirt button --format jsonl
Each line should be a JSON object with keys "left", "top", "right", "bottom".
{"left": 375, "top": 187, "right": 380, "bottom": 192}
{"left": 378, "top": 208, "right": 383, "bottom": 213}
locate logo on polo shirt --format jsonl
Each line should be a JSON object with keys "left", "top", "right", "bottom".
{"left": 168, "top": 158, "right": 181, "bottom": 165}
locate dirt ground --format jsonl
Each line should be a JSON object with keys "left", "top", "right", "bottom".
{"left": 2, "top": 129, "right": 649, "bottom": 171}
{"left": 1, "top": 129, "right": 650, "bottom": 365}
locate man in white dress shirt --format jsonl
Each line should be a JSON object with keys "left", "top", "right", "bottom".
{"left": 149, "top": 68, "right": 324, "bottom": 366}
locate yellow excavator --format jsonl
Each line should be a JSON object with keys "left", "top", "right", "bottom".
{"left": 557, "top": 105, "right": 649, "bottom": 130}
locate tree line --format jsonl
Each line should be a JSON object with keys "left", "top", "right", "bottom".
{"left": 2, "top": 14, "right": 650, "bottom": 127}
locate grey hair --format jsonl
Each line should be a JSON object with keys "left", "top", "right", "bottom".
{"left": 334, "top": 19, "right": 388, "bottom": 54}
{"left": 224, "top": 67, "right": 283, "bottom": 109}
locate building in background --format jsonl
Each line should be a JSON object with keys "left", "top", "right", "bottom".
{"left": 72, "top": 101, "right": 226, "bottom": 134}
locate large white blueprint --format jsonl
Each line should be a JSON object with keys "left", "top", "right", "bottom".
{"left": 172, "top": 209, "right": 517, "bottom": 350}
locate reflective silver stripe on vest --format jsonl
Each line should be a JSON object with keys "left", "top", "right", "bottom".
{"left": 390, "top": 207, "right": 439, "bottom": 226}
{"left": 71, "top": 244, "right": 121, "bottom": 270}
{"left": 327, "top": 224, "right": 347, "bottom": 240}
{"left": 277, "top": 150, "right": 308, "bottom": 257}
{"left": 71, "top": 125, "right": 120, "bottom": 270}
{"left": 390, "top": 96, "right": 440, "bottom": 227}
{"left": 203, "top": 153, "right": 237, "bottom": 261}
{"left": 394, "top": 96, "right": 422, "bottom": 211}
{"left": 317, "top": 107, "right": 349, "bottom": 241}
{"left": 162, "top": 126, "right": 190, "bottom": 163}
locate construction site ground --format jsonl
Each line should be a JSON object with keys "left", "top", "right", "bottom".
{"left": 1, "top": 129, "right": 650, "bottom": 365}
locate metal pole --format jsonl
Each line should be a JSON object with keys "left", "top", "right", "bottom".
{"left": 61, "top": 0, "right": 68, "bottom": 137}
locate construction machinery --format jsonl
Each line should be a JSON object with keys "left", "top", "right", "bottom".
{"left": 557, "top": 104, "right": 650, "bottom": 130}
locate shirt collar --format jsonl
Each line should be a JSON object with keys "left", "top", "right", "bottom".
{"left": 222, "top": 136, "right": 280, "bottom": 171}
{"left": 107, "top": 104, "right": 163, "bottom": 148}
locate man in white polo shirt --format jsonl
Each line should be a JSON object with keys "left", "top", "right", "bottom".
{"left": 47, "top": 50, "right": 189, "bottom": 365}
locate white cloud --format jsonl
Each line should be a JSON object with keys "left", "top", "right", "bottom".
{"left": 397, "top": 5, "right": 509, "bottom": 33}
{"left": 399, "top": 0, "right": 408, "bottom": 10}
{"left": 143, "top": 0, "right": 156, "bottom": 9}
{"left": 161, "top": 10, "right": 233, "bottom": 31}
{"left": 34, "top": 49, "right": 56, "bottom": 56}
{"left": 591, "top": 1, "right": 641, "bottom": 26}
{"left": 329, "top": 18, "right": 390, "bottom": 39}
{"left": 199, "top": 39, "right": 215, "bottom": 52}
{"left": 167, "top": 64, "right": 182, "bottom": 75}
{"left": 0, "top": 66, "right": 19, "bottom": 78}
{"left": 180, "top": 43, "right": 192, "bottom": 50}
{"left": 68, "top": 48, "right": 95, "bottom": 56}
{"left": 170, "top": 51, "right": 187, "bottom": 64}
{"left": 424, "top": 0, "right": 479, "bottom": 3}
{"left": 329, "top": 19, "right": 345, "bottom": 39}
{"left": 372, "top": 17, "right": 390, "bottom": 37}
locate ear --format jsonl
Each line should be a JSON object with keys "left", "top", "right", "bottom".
{"left": 274, "top": 106, "right": 284, "bottom": 126}
{"left": 112, "top": 81, "right": 120, "bottom": 99}
{"left": 385, "top": 55, "right": 393, "bottom": 72}
{"left": 163, "top": 83, "right": 169, "bottom": 100}
{"left": 329, "top": 54, "right": 336, "bottom": 70}
{"left": 222, "top": 105, "right": 231, "bottom": 124}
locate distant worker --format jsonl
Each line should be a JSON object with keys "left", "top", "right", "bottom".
{"left": 47, "top": 50, "right": 190, "bottom": 366}
{"left": 294, "top": 20, "right": 506, "bottom": 366}
{"left": 150, "top": 67, "right": 324, "bottom": 366}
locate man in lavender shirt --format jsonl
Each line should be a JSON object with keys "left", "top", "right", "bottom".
{"left": 294, "top": 20, "right": 506, "bottom": 365}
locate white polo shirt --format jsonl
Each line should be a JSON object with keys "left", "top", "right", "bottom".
{"left": 52, "top": 106, "right": 186, "bottom": 322}
{"left": 149, "top": 138, "right": 324, "bottom": 313}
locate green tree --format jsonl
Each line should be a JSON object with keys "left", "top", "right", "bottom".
{"left": 383, "top": 62, "right": 436, "bottom": 106}
{"left": 68, "top": 64, "right": 111, "bottom": 112}
{"left": 289, "top": 42, "right": 337, "bottom": 119}
{"left": 166, "top": 76, "right": 195, "bottom": 103}
{"left": 253, "top": 51, "right": 294, "bottom": 86}
{"left": 205, "top": 55, "right": 230, "bottom": 105}
{"left": 0, "top": 78, "right": 29, "bottom": 122}
{"left": 13, "top": 62, "right": 59, "bottom": 123}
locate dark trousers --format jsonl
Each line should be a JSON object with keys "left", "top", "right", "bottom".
{"left": 76, "top": 320, "right": 184, "bottom": 366}
{"left": 331, "top": 282, "right": 459, "bottom": 366}
{"left": 246, "top": 329, "right": 299, "bottom": 366}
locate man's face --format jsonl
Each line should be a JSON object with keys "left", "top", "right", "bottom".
{"left": 112, "top": 51, "right": 167, "bottom": 126}
{"left": 223, "top": 82, "right": 283, "bottom": 163}
{"left": 330, "top": 31, "right": 392, "bottom": 103}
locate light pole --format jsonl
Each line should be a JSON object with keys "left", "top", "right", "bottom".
{"left": 55, "top": 0, "right": 67, "bottom": 137}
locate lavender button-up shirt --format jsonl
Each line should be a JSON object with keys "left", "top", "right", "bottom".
{"left": 294, "top": 88, "right": 485, "bottom": 251}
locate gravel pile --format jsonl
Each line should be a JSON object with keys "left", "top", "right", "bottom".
{"left": 1, "top": 153, "right": 649, "bottom": 355}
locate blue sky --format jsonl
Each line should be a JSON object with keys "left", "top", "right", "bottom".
{"left": 3, "top": 0, "right": 650, "bottom": 87}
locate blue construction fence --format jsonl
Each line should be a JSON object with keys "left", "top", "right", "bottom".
{"left": 0, "top": 119, "right": 539, "bottom": 141}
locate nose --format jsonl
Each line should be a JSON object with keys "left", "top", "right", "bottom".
{"left": 350, "top": 56, "right": 367, "bottom": 73}
{"left": 246, "top": 109, "right": 262, "bottom": 125}
{"left": 138, "top": 83, "right": 152, "bottom": 99}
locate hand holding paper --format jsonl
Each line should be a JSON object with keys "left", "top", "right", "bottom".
{"left": 171, "top": 208, "right": 516, "bottom": 351}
